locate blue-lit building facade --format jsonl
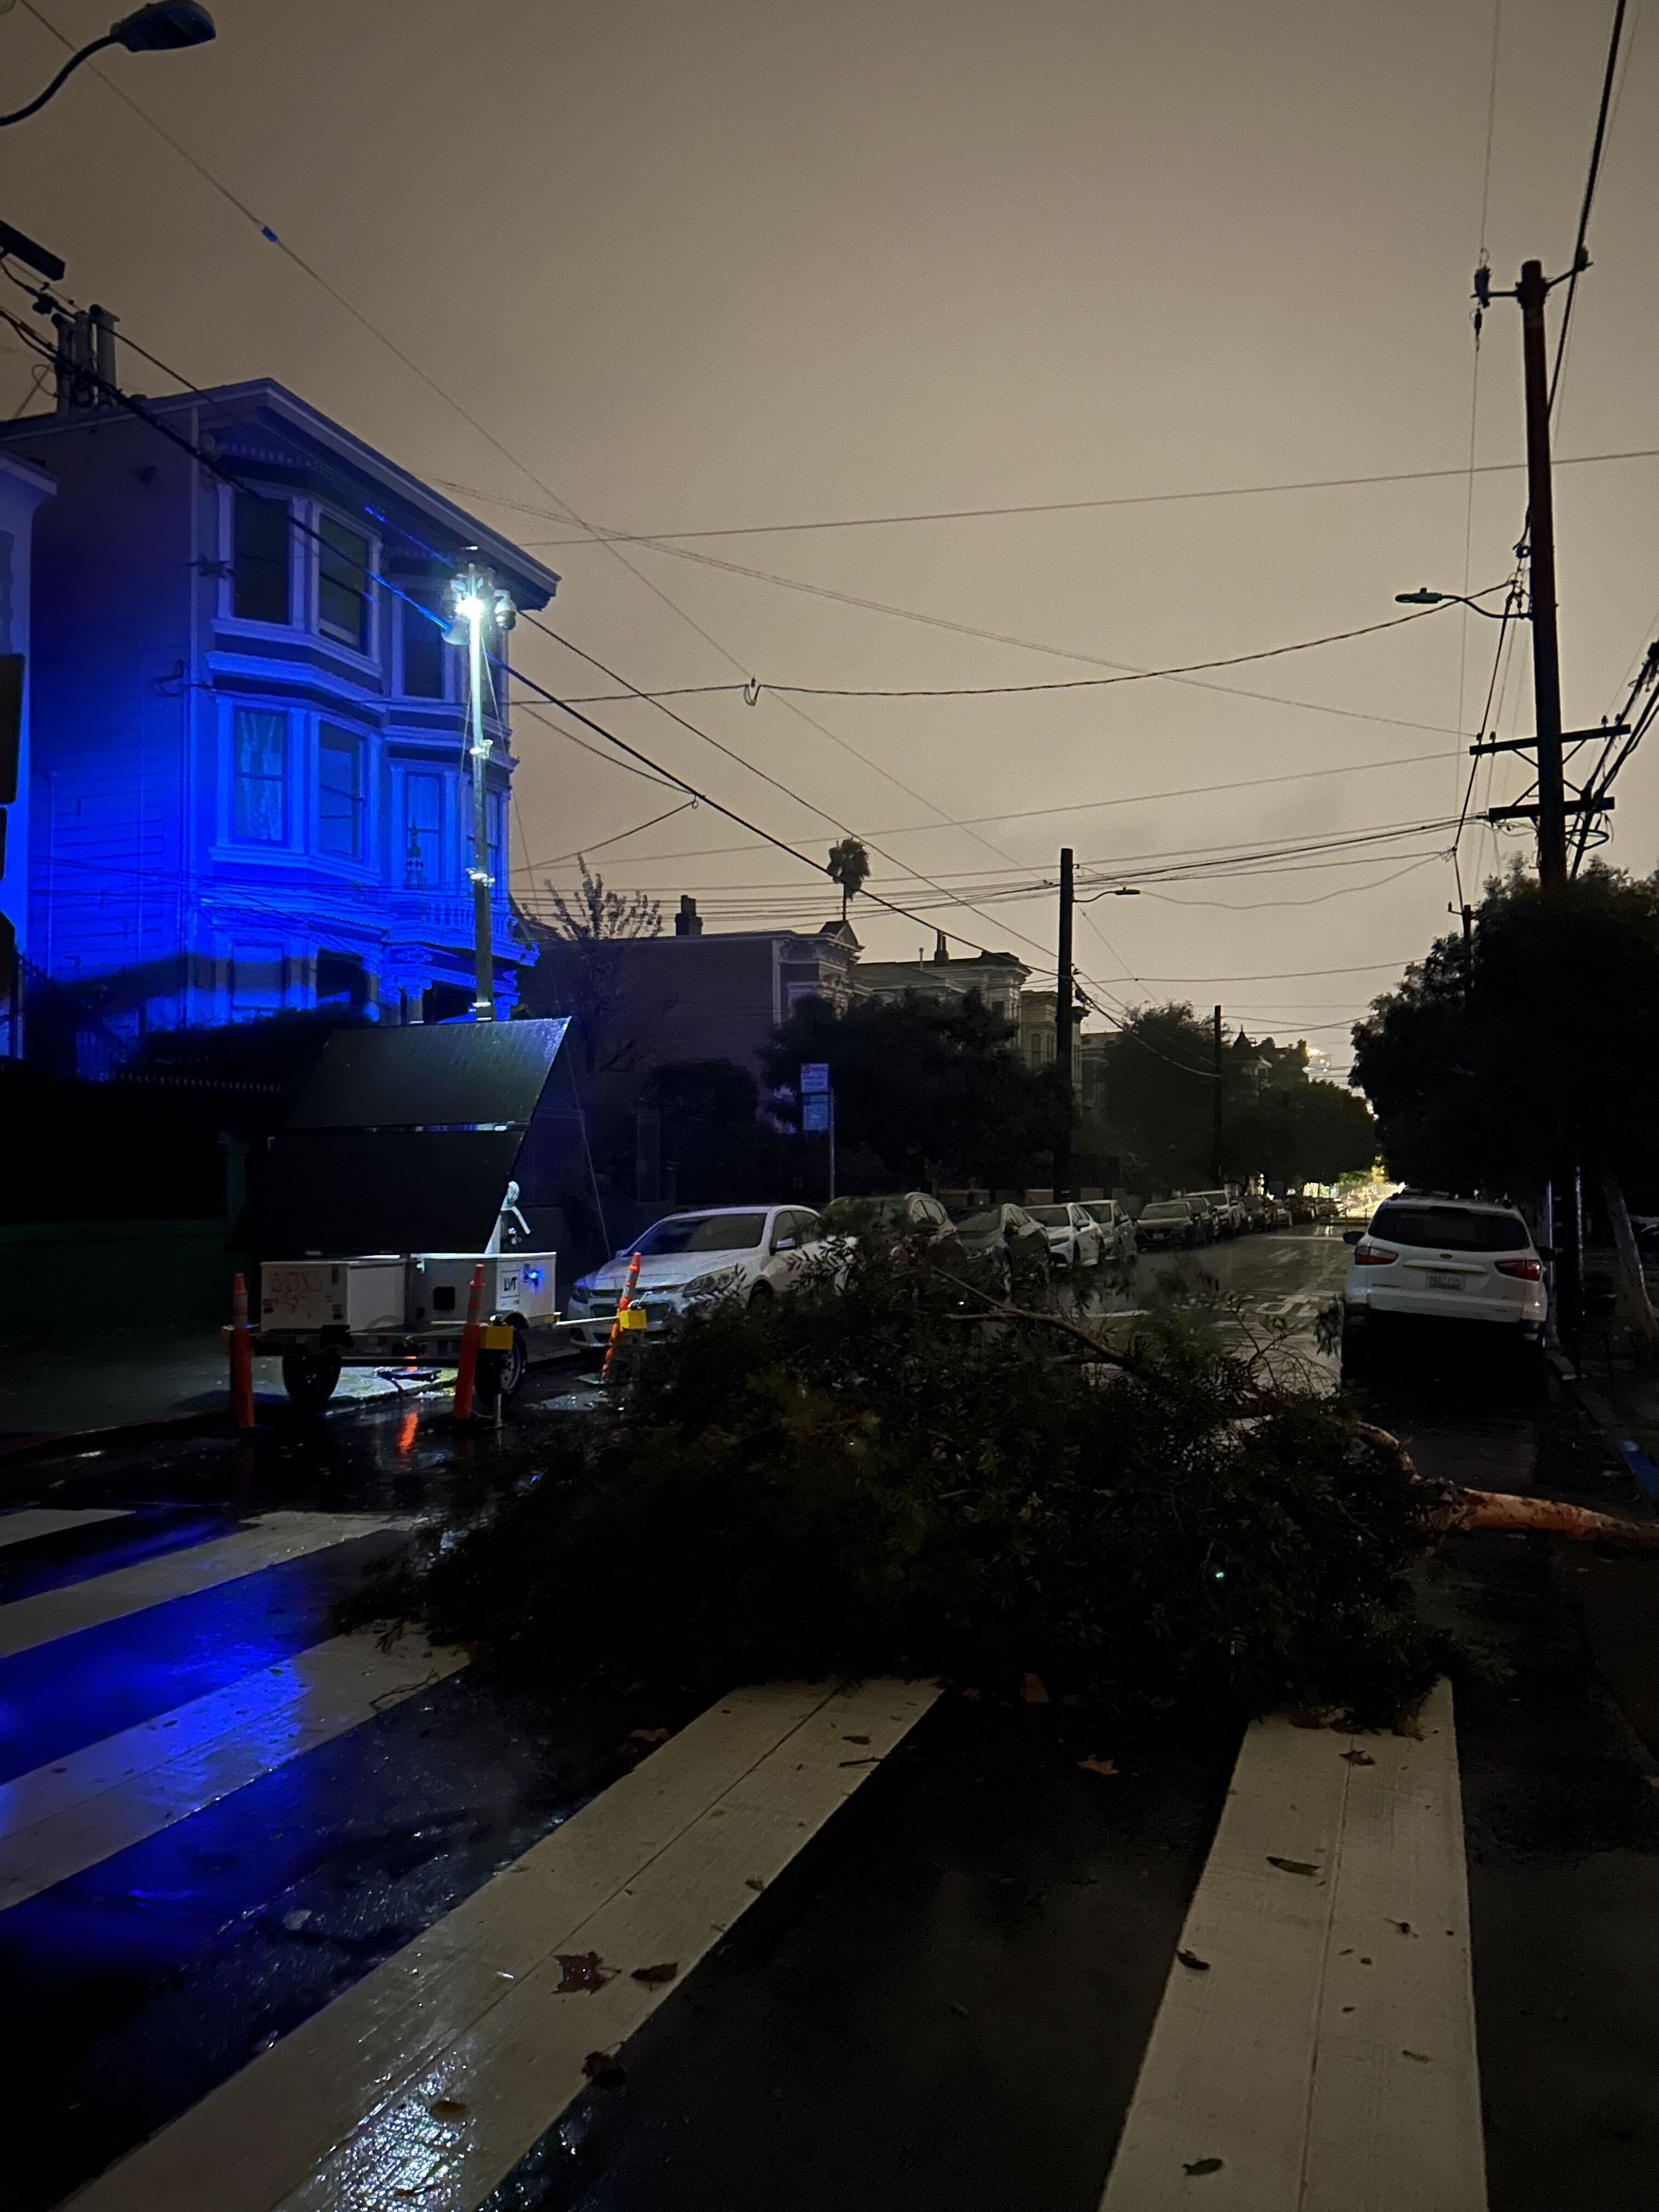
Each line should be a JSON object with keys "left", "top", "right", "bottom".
{"left": 0, "top": 380, "right": 558, "bottom": 1041}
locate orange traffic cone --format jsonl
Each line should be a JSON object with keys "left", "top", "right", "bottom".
{"left": 602, "top": 1250, "right": 644, "bottom": 1382}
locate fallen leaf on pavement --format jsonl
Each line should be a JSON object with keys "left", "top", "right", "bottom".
{"left": 628, "top": 1728, "right": 671, "bottom": 1745}
{"left": 1183, "top": 2157, "right": 1224, "bottom": 2176}
{"left": 1266, "top": 1857, "right": 1321, "bottom": 1877}
{"left": 1402, "top": 2049, "right": 1430, "bottom": 2063}
{"left": 427, "top": 2098, "right": 468, "bottom": 2119}
{"left": 1077, "top": 1756, "right": 1119, "bottom": 1777}
{"left": 583, "top": 2050, "right": 627, "bottom": 2088}
{"left": 951, "top": 2001, "right": 969, "bottom": 2018}
{"left": 1392, "top": 1714, "right": 1427, "bottom": 1741}
{"left": 1176, "top": 1950, "right": 1211, "bottom": 1973}
{"left": 839, "top": 1756, "right": 880, "bottom": 1767}
{"left": 631, "top": 1962, "right": 679, "bottom": 1984}
{"left": 1020, "top": 1673, "right": 1049, "bottom": 1705}
{"left": 556, "top": 1953, "right": 613, "bottom": 1993}
{"left": 843, "top": 1734, "right": 872, "bottom": 1744}
{"left": 745, "top": 1876, "right": 765, "bottom": 1891}
{"left": 1391, "top": 1921, "right": 1415, "bottom": 1936}
{"left": 1340, "top": 1748, "right": 1376, "bottom": 1766}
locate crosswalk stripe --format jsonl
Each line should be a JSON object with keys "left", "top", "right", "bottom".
{"left": 0, "top": 1508, "right": 132, "bottom": 1553}
{"left": 1098, "top": 1679, "right": 1485, "bottom": 2210}
{"left": 0, "top": 1629, "right": 465, "bottom": 1914}
{"left": 62, "top": 1675, "right": 940, "bottom": 2211}
{"left": 0, "top": 1514, "right": 404, "bottom": 1660}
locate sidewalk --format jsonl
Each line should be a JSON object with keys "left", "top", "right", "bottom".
{"left": 0, "top": 1325, "right": 426, "bottom": 1454}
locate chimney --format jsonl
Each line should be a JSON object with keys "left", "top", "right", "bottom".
{"left": 933, "top": 930, "right": 950, "bottom": 964}
{"left": 675, "top": 894, "right": 703, "bottom": 938}
{"left": 88, "top": 305, "right": 118, "bottom": 399}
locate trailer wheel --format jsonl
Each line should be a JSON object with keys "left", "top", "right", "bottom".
{"left": 476, "top": 1319, "right": 528, "bottom": 1414}
{"left": 281, "top": 1349, "right": 343, "bottom": 1414}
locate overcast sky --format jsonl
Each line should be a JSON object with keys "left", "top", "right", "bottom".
{"left": 4, "top": 0, "right": 1655, "bottom": 1074}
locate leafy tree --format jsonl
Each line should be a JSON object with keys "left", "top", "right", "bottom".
{"left": 766, "top": 990, "right": 1063, "bottom": 1188}
{"left": 1088, "top": 1006, "right": 1375, "bottom": 1190}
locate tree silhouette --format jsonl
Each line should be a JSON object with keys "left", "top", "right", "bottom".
{"left": 826, "top": 836, "right": 871, "bottom": 922}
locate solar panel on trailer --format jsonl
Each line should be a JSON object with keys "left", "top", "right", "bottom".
{"left": 237, "top": 1130, "right": 524, "bottom": 1256}
{"left": 286, "top": 1019, "right": 570, "bottom": 1131}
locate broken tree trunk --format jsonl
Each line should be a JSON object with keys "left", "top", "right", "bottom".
{"left": 1350, "top": 1422, "right": 1659, "bottom": 1553}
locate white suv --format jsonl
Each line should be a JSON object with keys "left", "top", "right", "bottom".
{"left": 1341, "top": 1197, "right": 1546, "bottom": 1362}
{"left": 565, "top": 1204, "right": 824, "bottom": 1346}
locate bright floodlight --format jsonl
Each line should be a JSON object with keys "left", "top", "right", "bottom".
{"left": 456, "top": 595, "right": 486, "bottom": 622}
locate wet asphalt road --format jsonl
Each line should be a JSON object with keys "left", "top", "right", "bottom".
{"left": 4, "top": 1227, "right": 1659, "bottom": 2209}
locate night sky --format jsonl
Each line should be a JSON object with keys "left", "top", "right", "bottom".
{"left": 4, "top": 0, "right": 1655, "bottom": 1073}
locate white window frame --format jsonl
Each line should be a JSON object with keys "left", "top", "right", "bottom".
{"left": 218, "top": 698, "right": 300, "bottom": 857}
{"left": 305, "top": 499, "right": 382, "bottom": 672}
{"left": 314, "top": 718, "right": 377, "bottom": 876}
{"left": 399, "top": 763, "right": 449, "bottom": 891}
{"left": 216, "top": 483, "right": 303, "bottom": 639}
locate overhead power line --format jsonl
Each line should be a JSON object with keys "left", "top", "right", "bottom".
{"left": 442, "top": 445, "right": 1659, "bottom": 547}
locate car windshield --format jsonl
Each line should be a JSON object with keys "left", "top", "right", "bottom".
{"left": 1368, "top": 1204, "right": 1530, "bottom": 1254}
{"left": 1142, "top": 1203, "right": 1189, "bottom": 1220}
{"left": 820, "top": 1196, "right": 909, "bottom": 1232}
{"left": 953, "top": 1210, "right": 1002, "bottom": 1233}
{"left": 633, "top": 1212, "right": 767, "bottom": 1256}
{"left": 1024, "top": 1206, "right": 1071, "bottom": 1226}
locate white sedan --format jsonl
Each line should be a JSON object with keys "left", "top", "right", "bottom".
{"left": 1022, "top": 1202, "right": 1106, "bottom": 1267}
{"left": 564, "top": 1204, "right": 825, "bottom": 1346}
{"left": 1340, "top": 1197, "right": 1547, "bottom": 1363}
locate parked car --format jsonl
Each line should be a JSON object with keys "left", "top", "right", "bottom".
{"left": 1181, "top": 1195, "right": 1221, "bottom": 1243}
{"left": 1188, "top": 1188, "right": 1243, "bottom": 1238}
{"left": 948, "top": 1201, "right": 1052, "bottom": 1293}
{"left": 1023, "top": 1201, "right": 1106, "bottom": 1267}
{"left": 819, "top": 1190, "right": 963, "bottom": 1263}
{"left": 1080, "top": 1198, "right": 1138, "bottom": 1263}
{"left": 565, "top": 1204, "right": 825, "bottom": 1346}
{"left": 1136, "top": 1198, "right": 1201, "bottom": 1250}
{"left": 1340, "top": 1197, "right": 1546, "bottom": 1367}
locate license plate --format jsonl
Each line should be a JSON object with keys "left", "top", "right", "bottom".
{"left": 1425, "top": 1272, "right": 1463, "bottom": 1293}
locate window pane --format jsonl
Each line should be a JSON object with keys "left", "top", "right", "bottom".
{"left": 404, "top": 771, "right": 442, "bottom": 886}
{"left": 232, "top": 709, "right": 286, "bottom": 843}
{"left": 318, "top": 725, "right": 365, "bottom": 860}
{"left": 232, "top": 493, "right": 289, "bottom": 624}
{"left": 400, "top": 590, "right": 446, "bottom": 697}
{"left": 318, "top": 514, "right": 370, "bottom": 650}
{"left": 487, "top": 791, "right": 505, "bottom": 888}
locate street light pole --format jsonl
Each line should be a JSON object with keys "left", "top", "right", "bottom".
{"left": 1053, "top": 846, "right": 1074, "bottom": 1199}
{"left": 450, "top": 564, "right": 516, "bottom": 1023}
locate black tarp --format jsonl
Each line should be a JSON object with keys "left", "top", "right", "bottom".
{"left": 237, "top": 1020, "right": 570, "bottom": 1257}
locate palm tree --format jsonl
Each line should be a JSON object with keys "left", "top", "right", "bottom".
{"left": 826, "top": 836, "right": 870, "bottom": 922}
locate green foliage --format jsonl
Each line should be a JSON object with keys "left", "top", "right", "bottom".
{"left": 385, "top": 1250, "right": 1448, "bottom": 1728}
{"left": 1091, "top": 1005, "right": 1376, "bottom": 1189}
{"left": 766, "top": 990, "right": 1064, "bottom": 1188}
{"left": 1353, "top": 864, "right": 1659, "bottom": 1194}
{"left": 826, "top": 837, "right": 871, "bottom": 918}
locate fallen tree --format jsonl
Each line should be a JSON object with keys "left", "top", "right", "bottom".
{"left": 368, "top": 1245, "right": 1658, "bottom": 1729}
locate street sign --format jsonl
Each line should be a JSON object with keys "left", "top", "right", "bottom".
{"left": 800, "top": 1061, "right": 831, "bottom": 1094}
{"left": 802, "top": 1094, "right": 831, "bottom": 1133}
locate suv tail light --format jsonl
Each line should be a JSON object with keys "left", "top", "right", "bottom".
{"left": 1494, "top": 1256, "right": 1543, "bottom": 1280}
{"left": 1352, "top": 1240, "right": 1397, "bottom": 1266}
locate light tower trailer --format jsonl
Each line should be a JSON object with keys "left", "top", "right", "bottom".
{"left": 237, "top": 1019, "right": 574, "bottom": 1414}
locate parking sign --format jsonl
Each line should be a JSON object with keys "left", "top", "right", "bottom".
{"left": 800, "top": 1062, "right": 831, "bottom": 1094}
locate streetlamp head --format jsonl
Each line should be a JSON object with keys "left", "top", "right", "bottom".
{"left": 455, "top": 595, "right": 486, "bottom": 623}
{"left": 112, "top": 3, "right": 216, "bottom": 52}
{"left": 1395, "top": 587, "right": 1444, "bottom": 605}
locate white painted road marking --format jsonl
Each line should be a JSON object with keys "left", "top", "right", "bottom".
{"left": 0, "top": 1513, "right": 404, "bottom": 1659}
{"left": 63, "top": 1677, "right": 940, "bottom": 2211}
{"left": 0, "top": 1629, "right": 466, "bottom": 1913}
{"left": 0, "top": 1506, "right": 132, "bottom": 1552}
{"left": 1099, "top": 1679, "right": 1485, "bottom": 2210}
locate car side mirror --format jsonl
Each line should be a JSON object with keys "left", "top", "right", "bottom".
{"left": 1342, "top": 1228, "right": 1363, "bottom": 1245}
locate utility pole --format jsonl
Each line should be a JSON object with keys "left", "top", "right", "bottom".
{"left": 1518, "top": 260, "right": 1568, "bottom": 888}
{"left": 449, "top": 563, "right": 516, "bottom": 1023}
{"left": 1053, "top": 847, "right": 1074, "bottom": 1198}
{"left": 1212, "top": 1005, "right": 1224, "bottom": 1184}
